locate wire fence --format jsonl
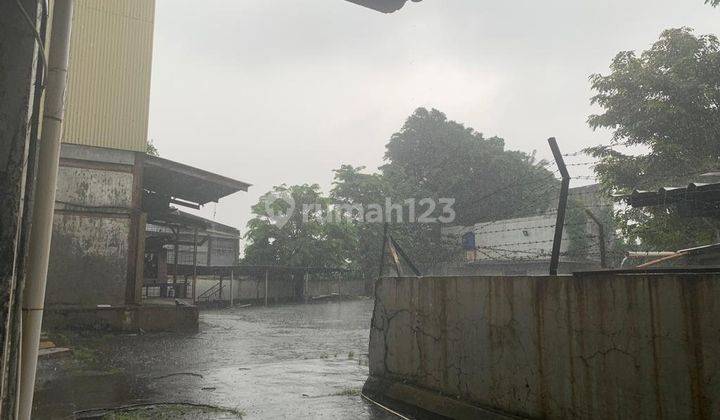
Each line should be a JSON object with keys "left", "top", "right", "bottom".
{"left": 378, "top": 141, "right": 718, "bottom": 278}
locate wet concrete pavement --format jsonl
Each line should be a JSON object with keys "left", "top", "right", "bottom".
{"left": 34, "top": 299, "right": 397, "bottom": 419}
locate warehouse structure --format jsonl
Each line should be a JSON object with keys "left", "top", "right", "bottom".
{"left": 44, "top": 1, "right": 249, "bottom": 322}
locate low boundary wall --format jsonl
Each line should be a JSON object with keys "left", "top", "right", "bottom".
{"left": 365, "top": 274, "right": 720, "bottom": 419}
{"left": 43, "top": 304, "right": 199, "bottom": 333}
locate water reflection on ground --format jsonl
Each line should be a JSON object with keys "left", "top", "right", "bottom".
{"left": 34, "top": 299, "right": 395, "bottom": 419}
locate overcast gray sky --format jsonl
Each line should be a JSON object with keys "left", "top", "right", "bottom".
{"left": 147, "top": 0, "right": 719, "bottom": 234}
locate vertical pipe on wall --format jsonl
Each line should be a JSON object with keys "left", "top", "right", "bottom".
{"left": 0, "top": 0, "right": 47, "bottom": 415}
{"left": 19, "top": 1, "right": 74, "bottom": 418}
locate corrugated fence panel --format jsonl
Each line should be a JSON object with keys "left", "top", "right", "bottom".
{"left": 62, "top": 0, "right": 155, "bottom": 152}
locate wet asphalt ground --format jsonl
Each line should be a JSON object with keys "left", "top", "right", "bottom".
{"left": 34, "top": 298, "right": 397, "bottom": 419}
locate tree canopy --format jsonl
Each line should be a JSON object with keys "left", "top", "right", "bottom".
{"left": 243, "top": 184, "right": 357, "bottom": 269}
{"left": 587, "top": 28, "right": 720, "bottom": 249}
{"left": 382, "top": 108, "right": 556, "bottom": 226}
{"left": 244, "top": 108, "right": 559, "bottom": 275}
{"left": 146, "top": 140, "right": 160, "bottom": 156}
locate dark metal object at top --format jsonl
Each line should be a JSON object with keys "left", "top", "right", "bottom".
{"left": 622, "top": 182, "right": 720, "bottom": 218}
{"left": 377, "top": 222, "right": 422, "bottom": 278}
{"left": 345, "top": 0, "right": 421, "bottom": 13}
{"left": 143, "top": 155, "right": 251, "bottom": 207}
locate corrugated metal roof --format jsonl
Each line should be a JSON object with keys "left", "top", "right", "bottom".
{"left": 143, "top": 155, "right": 251, "bottom": 206}
{"left": 62, "top": 0, "right": 155, "bottom": 152}
{"left": 623, "top": 182, "right": 720, "bottom": 217}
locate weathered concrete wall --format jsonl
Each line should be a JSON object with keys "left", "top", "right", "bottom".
{"left": 193, "top": 276, "right": 295, "bottom": 303}
{"left": 305, "top": 277, "right": 368, "bottom": 297}
{"left": 46, "top": 215, "right": 130, "bottom": 306}
{"left": 194, "top": 275, "right": 370, "bottom": 304}
{"left": 367, "top": 274, "right": 720, "bottom": 419}
{"left": 43, "top": 304, "right": 198, "bottom": 333}
{"left": 46, "top": 144, "right": 139, "bottom": 307}
{"left": 55, "top": 166, "right": 133, "bottom": 208}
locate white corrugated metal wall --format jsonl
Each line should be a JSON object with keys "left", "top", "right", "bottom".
{"left": 62, "top": 0, "right": 155, "bottom": 152}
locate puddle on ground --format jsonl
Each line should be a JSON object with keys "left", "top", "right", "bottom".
{"left": 34, "top": 299, "right": 396, "bottom": 419}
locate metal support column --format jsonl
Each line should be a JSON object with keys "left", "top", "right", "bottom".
{"left": 378, "top": 222, "right": 389, "bottom": 278}
{"left": 230, "top": 269, "right": 234, "bottom": 307}
{"left": 264, "top": 269, "right": 269, "bottom": 306}
{"left": 192, "top": 228, "right": 197, "bottom": 303}
{"left": 172, "top": 227, "right": 179, "bottom": 296}
{"left": 584, "top": 209, "right": 607, "bottom": 268}
{"left": 218, "top": 276, "right": 223, "bottom": 302}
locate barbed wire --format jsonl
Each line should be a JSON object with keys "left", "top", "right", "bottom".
{"left": 561, "top": 141, "right": 635, "bottom": 157}
{"left": 472, "top": 220, "right": 593, "bottom": 236}
{"left": 475, "top": 234, "right": 599, "bottom": 250}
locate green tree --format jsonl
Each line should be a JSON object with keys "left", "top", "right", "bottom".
{"left": 243, "top": 184, "right": 357, "bottom": 268}
{"left": 587, "top": 28, "right": 720, "bottom": 249}
{"left": 146, "top": 139, "right": 160, "bottom": 156}
{"left": 330, "top": 165, "right": 388, "bottom": 276}
{"left": 330, "top": 109, "right": 559, "bottom": 274}
{"left": 707, "top": 0, "right": 719, "bottom": 7}
{"left": 383, "top": 108, "right": 556, "bottom": 226}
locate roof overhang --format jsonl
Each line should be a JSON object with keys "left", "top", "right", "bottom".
{"left": 623, "top": 182, "right": 720, "bottom": 218}
{"left": 143, "top": 155, "right": 251, "bottom": 208}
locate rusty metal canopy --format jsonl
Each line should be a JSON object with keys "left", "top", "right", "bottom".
{"left": 623, "top": 182, "right": 720, "bottom": 218}
{"left": 345, "top": 0, "right": 419, "bottom": 13}
{"left": 143, "top": 155, "right": 251, "bottom": 206}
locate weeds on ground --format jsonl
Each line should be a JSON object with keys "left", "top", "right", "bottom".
{"left": 331, "top": 388, "right": 361, "bottom": 397}
{"left": 90, "top": 403, "right": 244, "bottom": 419}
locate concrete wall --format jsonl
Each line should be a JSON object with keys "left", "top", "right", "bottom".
{"left": 43, "top": 304, "right": 198, "bottom": 333}
{"left": 193, "top": 275, "right": 370, "bottom": 304}
{"left": 303, "top": 277, "right": 368, "bottom": 298}
{"left": 367, "top": 274, "right": 720, "bottom": 419}
{"left": 46, "top": 144, "right": 142, "bottom": 307}
{"left": 46, "top": 215, "right": 130, "bottom": 306}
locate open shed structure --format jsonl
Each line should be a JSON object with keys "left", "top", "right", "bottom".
{"left": 618, "top": 180, "right": 720, "bottom": 269}
{"left": 625, "top": 181, "right": 720, "bottom": 219}
{"left": 46, "top": 145, "right": 250, "bottom": 309}
{"left": 162, "top": 264, "right": 363, "bottom": 306}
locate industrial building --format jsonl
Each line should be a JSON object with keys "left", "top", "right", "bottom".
{"left": 440, "top": 185, "right": 615, "bottom": 276}
{"left": 43, "top": 0, "right": 249, "bottom": 330}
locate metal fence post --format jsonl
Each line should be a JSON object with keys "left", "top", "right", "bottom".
{"left": 584, "top": 209, "right": 607, "bottom": 268}
{"left": 548, "top": 137, "right": 571, "bottom": 276}
{"left": 230, "top": 269, "right": 234, "bottom": 306}
{"left": 264, "top": 269, "right": 269, "bottom": 307}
